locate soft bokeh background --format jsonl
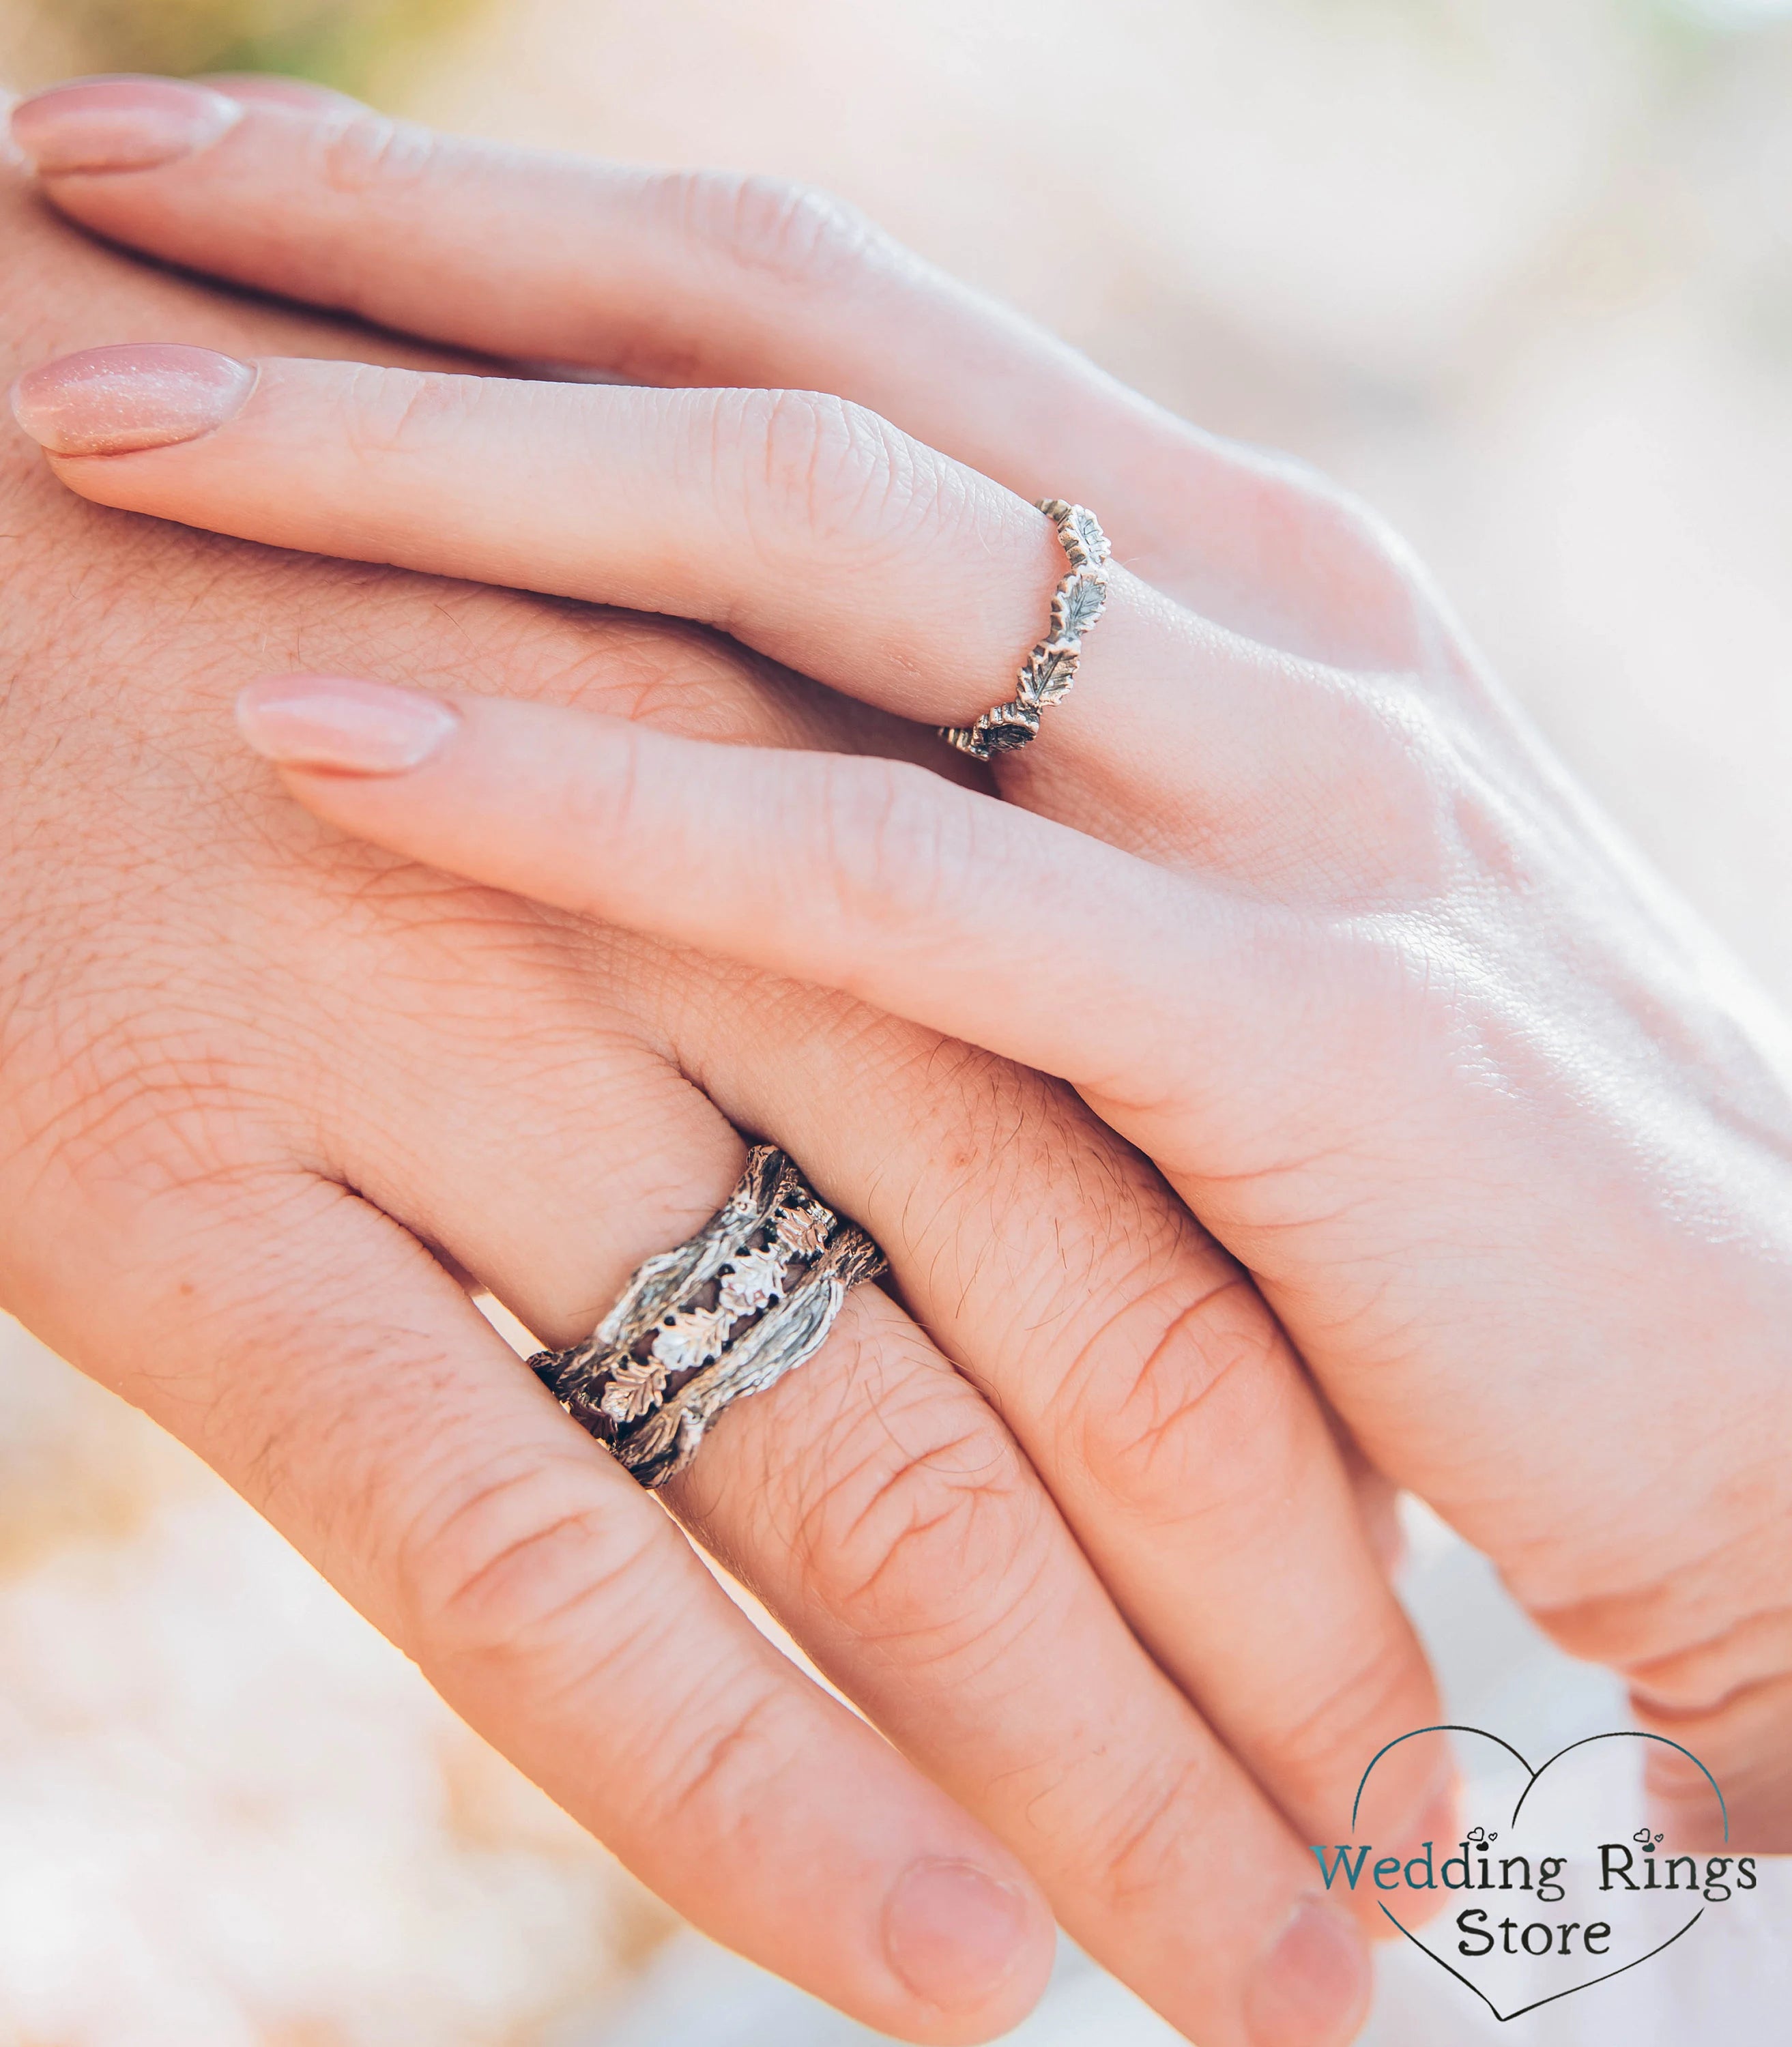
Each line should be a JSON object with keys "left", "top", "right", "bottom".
{"left": 2, "top": 1, "right": 1790, "bottom": 2042}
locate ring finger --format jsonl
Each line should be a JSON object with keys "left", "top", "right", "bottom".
{"left": 13, "top": 348, "right": 1375, "bottom": 871}
{"left": 321, "top": 993, "right": 1380, "bottom": 2047}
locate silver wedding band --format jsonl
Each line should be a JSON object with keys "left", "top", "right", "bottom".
{"left": 939, "top": 497, "right": 1112, "bottom": 761}
{"left": 530, "top": 1145, "right": 887, "bottom": 1488}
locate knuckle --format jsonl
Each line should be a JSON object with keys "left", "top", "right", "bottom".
{"left": 1057, "top": 1277, "right": 1292, "bottom": 1522}
{"left": 395, "top": 1446, "right": 659, "bottom": 1692}
{"left": 396, "top": 1447, "right": 812, "bottom": 1849}
{"left": 1636, "top": 1721, "right": 1742, "bottom": 1818}
{"left": 1291, "top": 678, "right": 1469, "bottom": 901}
{"left": 670, "top": 169, "right": 890, "bottom": 290}
{"left": 547, "top": 720, "right": 644, "bottom": 869}
{"left": 1545, "top": 1538, "right": 1784, "bottom": 1692}
{"left": 1087, "top": 1754, "right": 1213, "bottom": 1908}
{"left": 813, "top": 754, "right": 974, "bottom": 955}
{"left": 1269, "top": 1640, "right": 1432, "bottom": 1807}
{"left": 309, "top": 112, "right": 440, "bottom": 196}
{"left": 648, "top": 1680, "right": 809, "bottom": 1837}
{"left": 1631, "top": 1674, "right": 1792, "bottom": 1819}
{"left": 1256, "top": 454, "right": 1430, "bottom": 661}
{"left": 1325, "top": 674, "right": 1441, "bottom": 799}
{"left": 1533, "top": 1580, "right": 1665, "bottom": 1671}
{"left": 734, "top": 386, "right": 929, "bottom": 557}
{"left": 336, "top": 364, "right": 482, "bottom": 460}
{"left": 1629, "top": 1608, "right": 1792, "bottom": 1719}
{"left": 779, "top": 1343, "right": 1046, "bottom": 1672}
{"left": 1290, "top": 465, "right": 1411, "bottom": 580}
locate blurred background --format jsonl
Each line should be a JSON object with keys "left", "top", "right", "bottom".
{"left": 2, "top": 1, "right": 1791, "bottom": 2042}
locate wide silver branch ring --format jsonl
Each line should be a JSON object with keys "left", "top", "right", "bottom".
{"left": 530, "top": 1145, "right": 887, "bottom": 1490}
{"left": 939, "top": 498, "right": 1113, "bottom": 761}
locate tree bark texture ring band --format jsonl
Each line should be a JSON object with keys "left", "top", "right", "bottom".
{"left": 939, "top": 498, "right": 1113, "bottom": 761}
{"left": 529, "top": 1145, "right": 888, "bottom": 1490}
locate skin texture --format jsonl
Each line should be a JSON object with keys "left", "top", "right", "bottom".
{"left": 0, "top": 75, "right": 1469, "bottom": 2047}
{"left": 14, "top": 76, "right": 1792, "bottom": 1880}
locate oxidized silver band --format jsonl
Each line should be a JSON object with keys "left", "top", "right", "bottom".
{"left": 940, "top": 498, "right": 1113, "bottom": 761}
{"left": 530, "top": 1145, "right": 886, "bottom": 1490}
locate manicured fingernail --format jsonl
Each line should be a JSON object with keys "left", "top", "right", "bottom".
{"left": 883, "top": 1859, "right": 1031, "bottom": 2012}
{"left": 236, "top": 676, "right": 461, "bottom": 776}
{"left": 1246, "top": 1898, "right": 1370, "bottom": 2047}
{"left": 10, "top": 345, "right": 256, "bottom": 457}
{"left": 12, "top": 76, "right": 241, "bottom": 176}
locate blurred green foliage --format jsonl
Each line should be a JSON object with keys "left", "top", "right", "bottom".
{"left": 46, "top": 0, "right": 483, "bottom": 93}
{"left": 35, "top": 0, "right": 1789, "bottom": 97}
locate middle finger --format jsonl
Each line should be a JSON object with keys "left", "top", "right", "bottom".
{"left": 674, "top": 969, "right": 1449, "bottom": 1872}
{"left": 319, "top": 984, "right": 1379, "bottom": 2047}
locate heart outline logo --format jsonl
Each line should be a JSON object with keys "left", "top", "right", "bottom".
{"left": 1352, "top": 1724, "right": 1729, "bottom": 2023}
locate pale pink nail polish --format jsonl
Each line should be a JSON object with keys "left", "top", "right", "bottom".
{"left": 237, "top": 676, "right": 461, "bottom": 776}
{"left": 1246, "top": 1898, "right": 1371, "bottom": 2047}
{"left": 10, "top": 345, "right": 257, "bottom": 457}
{"left": 11, "top": 76, "right": 241, "bottom": 177}
{"left": 883, "top": 1859, "right": 1031, "bottom": 2012}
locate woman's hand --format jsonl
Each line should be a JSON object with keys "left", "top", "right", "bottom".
{"left": 0, "top": 80, "right": 1458, "bottom": 2047}
{"left": 22, "top": 75, "right": 1792, "bottom": 1854}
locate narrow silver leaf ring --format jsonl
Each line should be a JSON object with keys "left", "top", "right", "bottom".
{"left": 939, "top": 499, "right": 1113, "bottom": 761}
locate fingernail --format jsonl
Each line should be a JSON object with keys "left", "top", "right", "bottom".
{"left": 237, "top": 676, "right": 462, "bottom": 776}
{"left": 10, "top": 344, "right": 257, "bottom": 457}
{"left": 883, "top": 1859, "right": 1031, "bottom": 2012}
{"left": 12, "top": 76, "right": 241, "bottom": 177}
{"left": 1246, "top": 1898, "right": 1371, "bottom": 2047}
